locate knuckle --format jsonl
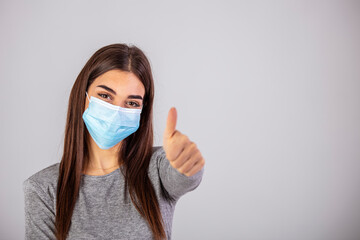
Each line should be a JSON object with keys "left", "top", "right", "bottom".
{"left": 173, "top": 161, "right": 180, "bottom": 168}
{"left": 189, "top": 141, "right": 197, "bottom": 151}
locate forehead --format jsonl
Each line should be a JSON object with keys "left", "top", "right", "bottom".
{"left": 92, "top": 69, "right": 145, "bottom": 96}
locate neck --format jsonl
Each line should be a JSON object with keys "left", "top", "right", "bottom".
{"left": 83, "top": 138, "right": 122, "bottom": 176}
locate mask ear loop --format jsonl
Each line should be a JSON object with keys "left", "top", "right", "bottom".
{"left": 86, "top": 91, "right": 91, "bottom": 102}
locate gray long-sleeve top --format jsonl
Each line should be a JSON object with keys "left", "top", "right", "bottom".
{"left": 23, "top": 146, "right": 204, "bottom": 240}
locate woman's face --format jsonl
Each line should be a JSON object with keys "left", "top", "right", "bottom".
{"left": 85, "top": 69, "right": 145, "bottom": 111}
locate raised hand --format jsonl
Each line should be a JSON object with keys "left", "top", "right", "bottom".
{"left": 163, "top": 107, "right": 205, "bottom": 177}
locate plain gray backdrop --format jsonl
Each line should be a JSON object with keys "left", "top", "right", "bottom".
{"left": 1, "top": 0, "right": 360, "bottom": 239}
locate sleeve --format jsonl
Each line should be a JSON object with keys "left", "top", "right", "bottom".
{"left": 156, "top": 146, "right": 205, "bottom": 200}
{"left": 23, "top": 178, "right": 56, "bottom": 240}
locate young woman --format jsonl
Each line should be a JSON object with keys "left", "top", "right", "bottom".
{"left": 23, "top": 43, "right": 205, "bottom": 240}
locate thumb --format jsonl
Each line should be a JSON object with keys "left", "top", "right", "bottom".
{"left": 164, "top": 107, "right": 177, "bottom": 140}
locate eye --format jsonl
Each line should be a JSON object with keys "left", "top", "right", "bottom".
{"left": 127, "top": 101, "right": 141, "bottom": 108}
{"left": 98, "top": 93, "right": 112, "bottom": 100}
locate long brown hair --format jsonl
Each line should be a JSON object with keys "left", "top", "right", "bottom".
{"left": 55, "top": 43, "right": 166, "bottom": 240}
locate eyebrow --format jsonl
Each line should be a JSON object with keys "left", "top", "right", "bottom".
{"left": 128, "top": 95, "right": 143, "bottom": 100}
{"left": 96, "top": 85, "right": 143, "bottom": 100}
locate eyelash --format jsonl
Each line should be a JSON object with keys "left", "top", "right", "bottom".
{"left": 98, "top": 93, "right": 112, "bottom": 100}
{"left": 97, "top": 93, "right": 141, "bottom": 107}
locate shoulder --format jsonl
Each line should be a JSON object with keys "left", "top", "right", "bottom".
{"left": 152, "top": 145, "right": 165, "bottom": 158}
{"left": 24, "top": 162, "right": 60, "bottom": 186}
{"left": 148, "top": 146, "right": 165, "bottom": 175}
{"left": 22, "top": 163, "right": 60, "bottom": 199}
{"left": 150, "top": 145, "right": 167, "bottom": 167}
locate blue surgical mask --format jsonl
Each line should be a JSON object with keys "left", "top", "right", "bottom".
{"left": 82, "top": 91, "right": 142, "bottom": 149}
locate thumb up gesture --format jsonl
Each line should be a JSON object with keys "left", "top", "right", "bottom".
{"left": 163, "top": 107, "right": 205, "bottom": 177}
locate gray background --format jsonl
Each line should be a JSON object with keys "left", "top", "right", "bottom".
{"left": 1, "top": 0, "right": 360, "bottom": 239}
